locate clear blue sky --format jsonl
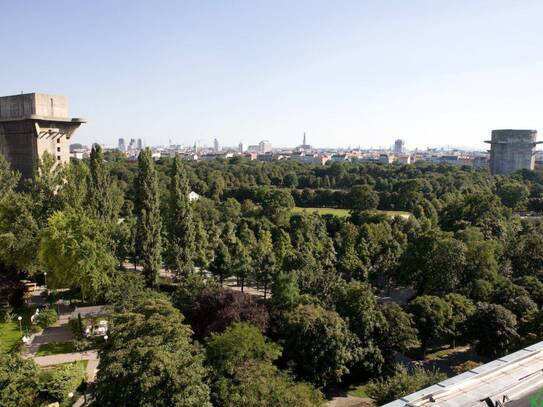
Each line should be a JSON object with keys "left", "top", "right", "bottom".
{"left": 2, "top": 0, "right": 543, "bottom": 149}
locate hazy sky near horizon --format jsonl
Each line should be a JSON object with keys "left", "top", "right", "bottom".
{"left": 2, "top": 0, "right": 543, "bottom": 149}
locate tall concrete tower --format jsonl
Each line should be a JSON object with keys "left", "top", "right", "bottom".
{"left": 485, "top": 129, "right": 541, "bottom": 175}
{"left": 0, "top": 93, "right": 85, "bottom": 178}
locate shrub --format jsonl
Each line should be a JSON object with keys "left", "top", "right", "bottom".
{"left": 0, "top": 304, "right": 13, "bottom": 323}
{"left": 365, "top": 365, "right": 446, "bottom": 405}
{"left": 36, "top": 308, "right": 58, "bottom": 329}
{"left": 41, "top": 362, "right": 86, "bottom": 402}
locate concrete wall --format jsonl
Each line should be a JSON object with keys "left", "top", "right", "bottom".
{"left": 0, "top": 120, "right": 79, "bottom": 178}
{"left": 488, "top": 129, "right": 537, "bottom": 175}
{"left": 0, "top": 121, "right": 38, "bottom": 178}
{"left": 0, "top": 93, "right": 68, "bottom": 120}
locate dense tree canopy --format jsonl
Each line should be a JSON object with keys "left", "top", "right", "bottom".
{"left": 96, "top": 298, "right": 211, "bottom": 406}
{"left": 4, "top": 151, "right": 543, "bottom": 404}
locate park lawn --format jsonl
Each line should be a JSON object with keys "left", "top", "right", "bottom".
{"left": 36, "top": 341, "right": 75, "bottom": 356}
{"left": 0, "top": 320, "right": 21, "bottom": 354}
{"left": 292, "top": 207, "right": 350, "bottom": 217}
{"left": 293, "top": 207, "right": 411, "bottom": 219}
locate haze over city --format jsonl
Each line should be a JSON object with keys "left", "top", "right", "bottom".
{"left": 2, "top": 0, "right": 543, "bottom": 149}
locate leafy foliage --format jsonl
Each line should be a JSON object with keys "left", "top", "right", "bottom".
{"left": 365, "top": 365, "right": 446, "bottom": 405}
{"left": 96, "top": 298, "right": 211, "bottom": 406}
{"left": 39, "top": 209, "right": 116, "bottom": 302}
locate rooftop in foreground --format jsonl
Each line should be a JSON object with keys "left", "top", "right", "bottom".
{"left": 383, "top": 341, "right": 543, "bottom": 407}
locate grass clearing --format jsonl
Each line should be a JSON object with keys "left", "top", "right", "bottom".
{"left": 347, "top": 383, "right": 371, "bottom": 398}
{"left": 292, "top": 207, "right": 411, "bottom": 219}
{"left": 0, "top": 307, "right": 40, "bottom": 354}
{"left": 36, "top": 341, "right": 75, "bottom": 356}
{"left": 292, "top": 207, "right": 350, "bottom": 217}
{"left": 0, "top": 320, "right": 21, "bottom": 354}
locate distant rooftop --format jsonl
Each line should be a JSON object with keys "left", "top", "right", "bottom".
{"left": 383, "top": 341, "right": 543, "bottom": 407}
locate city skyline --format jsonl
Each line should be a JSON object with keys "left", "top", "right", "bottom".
{"left": 3, "top": 1, "right": 543, "bottom": 149}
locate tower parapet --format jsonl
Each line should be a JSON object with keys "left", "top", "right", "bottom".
{"left": 0, "top": 93, "right": 85, "bottom": 178}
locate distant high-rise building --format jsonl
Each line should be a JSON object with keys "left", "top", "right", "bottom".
{"left": 0, "top": 93, "right": 85, "bottom": 178}
{"left": 118, "top": 138, "right": 126, "bottom": 152}
{"left": 213, "top": 138, "right": 220, "bottom": 152}
{"left": 137, "top": 138, "right": 143, "bottom": 150}
{"left": 259, "top": 140, "right": 272, "bottom": 153}
{"left": 394, "top": 139, "right": 405, "bottom": 154}
{"left": 238, "top": 142, "right": 246, "bottom": 152}
{"left": 485, "top": 129, "right": 541, "bottom": 175}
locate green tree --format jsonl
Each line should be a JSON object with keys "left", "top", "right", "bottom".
{"left": 96, "top": 298, "right": 211, "bottom": 407}
{"left": 401, "top": 231, "right": 467, "bottom": 295}
{"left": 206, "top": 322, "right": 282, "bottom": 377}
{"left": 27, "top": 152, "right": 64, "bottom": 226}
{"left": 0, "top": 353, "right": 40, "bottom": 407}
{"left": 366, "top": 365, "right": 446, "bottom": 405}
{"left": 334, "top": 281, "right": 384, "bottom": 375}
{"left": 205, "top": 323, "right": 323, "bottom": 407}
{"left": 375, "top": 303, "right": 418, "bottom": 367}
{"left": 408, "top": 295, "right": 453, "bottom": 355}
{"left": 497, "top": 180, "right": 529, "bottom": 211}
{"left": 209, "top": 241, "right": 231, "bottom": 285}
{"left": 348, "top": 184, "right": 380, "bottom": 211}
{"left": 255, "top": 229, "right": 276, "bottom": 298}
{"left": 271, "top": 271, "right": 300, "bottom": 311}
{"left": 444, "top": 293, "right": 475, "bottom": 348}
{"left": 166, "top": 155, "right": 195, "bottom": 276}
{"left": 0, "top": 153, "right": 20, "bottom": 196}
{"left": 39, "top": 209, "right": 116, "bottom": 302}
{"left": 281, "top": 304, "right": 361, "bottom": 387}
{"left": 0, "top": 193, "right": 40, "bottom": 275}
{"left": 263, "top": 189, "right": 294, "bottom": 226}
{"left": 231, "top": 237, "right": 252, "bottom": 292}
{"left": 59, "top": 161, "right": 89, "bottom": 210}
{"left": 87, "top": 144, "right": 116, "bottom": 220}
{"left": 134, "top": 149, "right": 162, "bottom": 286}
{"left": 469, "top": 303, "right": 519, "bottom": 358}
{"left": 41, "top": 361, "right": 86, "bottom": 402}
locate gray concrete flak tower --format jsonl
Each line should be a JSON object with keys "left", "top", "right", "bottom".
{"left": 0, "top": 93, "right": 85, "bottom": 178}
{"left": 485, "top": 129, "right": 541, "bottom": 175}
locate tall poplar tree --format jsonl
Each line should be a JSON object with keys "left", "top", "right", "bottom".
{"left": 134, "top": 149, "right": 162, "bottom": 286}
{"left": 166, "top": 155, "right": 195, "bottom": 276}
{"left": 87, "top": 144, "right": 114, "bottom": 220}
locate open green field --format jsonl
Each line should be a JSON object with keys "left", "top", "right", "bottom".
{"left": 292, "top": 207, "right": 351, "bottom": 217}
{"left": 36, "top": 341, "right": 75, "bottom": 356}
{"left": 292, "top": 207, "right": 411, "bottom": 219}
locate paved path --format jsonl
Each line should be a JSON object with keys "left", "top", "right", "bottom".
{"left": 34, "top": 350, "right": 98, "bottom": 367}
{"left": 27, "top": 307, "right": 73, "bottom": 355}
{"left": 35, "top": 350, "right": 99, "bottom": 383}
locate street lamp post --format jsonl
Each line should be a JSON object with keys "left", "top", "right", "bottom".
{"left": 44, "top": 272, "right": 47, "bottom": 289}
{"left": 17, "top": 316, "right": 22, "bottom": 336}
